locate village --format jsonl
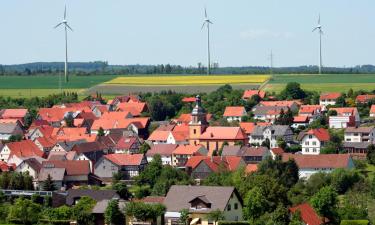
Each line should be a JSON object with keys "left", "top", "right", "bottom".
{"left": 0, "top": 83, "right": 374, "bottom": 225}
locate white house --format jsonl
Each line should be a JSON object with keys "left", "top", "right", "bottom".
{"left": 329, "top": 107, "right": 360, "bottom": 129}
{"left": 223, "top": 106, "right": 247, "bottom": 122}
{"left": 344, "top": 126, "right": 375, "bottom": 143}
{"left": 249, "top": 125, "right": 293, "bottom": 148}
{"left": 299, "top": 128, "right": 330, "bottom": 155}
{"left": 15, "top": 157, "right": 44, "bottom": 185}
{"left": 145, "top": 144, "right": 178, "bottom": 165}
{"left": 282, "top": 154, "right": 355, "bottom": 179}
{"left": 319, "top": 92, "right": 342, "bottom": 106}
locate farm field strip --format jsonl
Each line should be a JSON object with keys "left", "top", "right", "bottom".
{"left": 0, "top": 89, "right": 84, "bottom": 98}
{"left": 105, "top": 75, "right": 270, "bottom": 85}
{"left": 264, "top": 83, "right": 375, "bottom": 93}
{"left": 269, "top": 73, "right": 375, "bottom": 84}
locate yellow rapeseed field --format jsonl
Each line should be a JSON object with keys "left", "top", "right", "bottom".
{"left": 105, "top": 75, "right": 270, "bottom": 86}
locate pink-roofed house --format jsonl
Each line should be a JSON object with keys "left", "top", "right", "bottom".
{"left": 223, "top": 106, "right": 247, "bottom": 122}
{"left": 319, "top": 92, "right": 342, "bottom": 106}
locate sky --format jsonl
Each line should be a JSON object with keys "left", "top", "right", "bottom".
{"left": 0, "top": 0, "right": 374, "bottom": 67}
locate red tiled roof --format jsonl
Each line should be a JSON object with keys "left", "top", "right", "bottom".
{"left": 200, "top": 127, "right": 248, "bottom": 140}
{"left": 182, "top": 97, "right": 196, "bottom": 103}
{"left": 1, "top": 109, "right": 28, "bottom": 119}
{"left": 371, "top": 105, "right": 375, "bottom": 114}
{"left": 52, "top": 127, "right": 96, "bottom": 142}
{"left": 245, "top": 164, "right": 258, "bottom": 174}
{"left": 242, "top": 90, "right": 266, "bottom": 99}
{"left": 38, "top": 107, "right": 92, "bottom": 123}
{"left": 36, "top": 136, "right": 57, "bottom": 148}
{"left": 293, "top": 115, "right": 310, "bottom": 123}
{"left": 259, "top": 100, "right": 300, "bottom": 107}
{"left": 304, "top": 128, "right": 330, "bottom": 141}
{"left": 271, "top": 147, "right": 285, "bottom": 156}
{"left": 239, "top": 122, "right": 270, "bottom": 134}
{"left": 91, "top": 117, "right": 149, "bottom": 131}
{"left": 320, "top": 92, "right": 342, "bottom": 100}
{"left": 116, "top": 102, "right": 147, "bottom": 117}
{"left": 146, "top": 144, "right": 178, "bottom": 157}
{"left": 148, "top": 130, "right": 170, "bottom": 141}
{"left": 356, "top": 94, "right": 375, "bottom": 103}
{"left": 223, "top": 106, "right": 246, "bottom": 117}
{"left": 104, "top": 154, "right": 144, "bottom": 166}
{"left": 7, "top": 140, "right": 44, "bottom": 159}
{"left": 290, "top": 203, "right": 328, "bottom": 225}
{"left": 0, "top": 161, "right": 16, "bottom": 172}
{"left": 115, "top": 136, "right": 138, "bottom": 150}
{"left": 173, "top": 145, "right": 204, "bottom": 155}
{"left": 282, "top": 153, "right": 352, "bottom": 169}
{"left": 42, "top": 160, "right": 90, "bottom": 175}
{"left": 185, "top": 156, "right": 243, "bottom": 172}
{"left": 174, "top": 113, "right": 212, "bottom": 124}
{"left": 329, "top": 107, "right": 358, "bottom": 116}
{"left": 299, "top": 105, "right": 322, "bottom": 114}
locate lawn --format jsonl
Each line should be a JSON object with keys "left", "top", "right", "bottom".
{"left": 105, "top": 75, "right": 270, "bottom": 86}
{"left": 0, "top": 88, "right": 84, "bottom": 98}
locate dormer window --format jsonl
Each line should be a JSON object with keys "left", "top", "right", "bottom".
{"left": 189, "top": 195, "right": 212, "bottom": 210}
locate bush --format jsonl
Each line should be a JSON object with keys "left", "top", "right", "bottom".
{"left": 340, "top": 220, "right": 369, "bottom": 225}
{"left": 38, "top": 219, "right": 72, "bottom": 225}
{"left": 218, "top": 222, "right": 250, "bottom": 225}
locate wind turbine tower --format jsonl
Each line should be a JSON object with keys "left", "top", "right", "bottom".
{"left": 312, "top": 14, "right": 323, "bottom": 74}
{"left": 54, "top": 5, "right": 73, "bottom": 83}
{"left": 201, "top": 8, "right": 213, "bottom": 75}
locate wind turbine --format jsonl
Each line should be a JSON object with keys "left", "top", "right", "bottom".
{"left": 201, "top": 7, "right": 213, "bottom": 75}
{"left": 54, "top": 5, "right": 73, "bottom": 83}
{"left": 312, "top": 14, "right": 323, "bottom": 74}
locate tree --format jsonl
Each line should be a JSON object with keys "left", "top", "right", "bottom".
{"left": 73, "top": 196, "right": 96, "bottom": 225}
{"left": 366, "top": 144, "right": 375, "bottom": 165}
{"left": 277, "top": 137, "right": 287, "bottom": 150}
{"left": 64, "top": 113, "right": 74, "bottom": 127}
{"left": 330, "top": 169, "right": 361, "bottom": 194}
{"left": 125, "top": 202, "right": 166, "bottom": 222}
{"left": 269, "top": 204, "right": 289, "bottom": 225}
{"left": 9, "top": 134, "right": 23, "bottom": 142}
{"left": 206, "top": 209, "right": 225, "bottom": 225}
{"left": 42, "top": 174, "right": 56, "bottom": 191}
{"left": 243, "top": 186, "right": 268, "bottom": 222}
{"left": 327, "top": 110, "right": 338, "bottom": 116}
{"left": 135, "top": 154, "right": 163, "bottom": 187}
{"left": 371, "top": 176, "right": 375, "bottom": 198}
{"left": 280, "top": 82, "right": 306, "bottom": 100}
{"left": 113, "top": 182, "right": 132, "bottom": 200}
{"left": 289, "top": 210, "right": 304, "bottom": 225}
{"left": 179, "top": 209, "right": 189, "bottom": 225}
{"left": 98, "top": 127, "right": 105, "bottom": 136}
{"left": 7, "top": 198, "right": 42, "bottom": 225}
{"left": 139, "top": 142, "right": 151, "bottom": 154}
{"left": 105, "top": 199, "right": 125, "bottom": 225}
{"left": 310, "top": 186, "right": 338, "bottom": 220}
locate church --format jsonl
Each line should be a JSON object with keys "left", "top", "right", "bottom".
{"left": 188, "top": 95, "right": 248, "bottom": 155}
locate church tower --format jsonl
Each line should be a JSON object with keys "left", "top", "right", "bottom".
{"left": 189, "top": 95, "right": 208, "bottom": 145}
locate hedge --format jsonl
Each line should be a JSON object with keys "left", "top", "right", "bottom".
{"left": 340, "top": 220, "right": 369, "bottom": 225}
{"left": 38, "top": 219, "right": 71, "bottom": 225}
{"left": 218, "top": 221, "right": 251, "bottom": 225}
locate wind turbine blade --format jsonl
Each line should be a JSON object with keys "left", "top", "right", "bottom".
{"left": 65, "top": 23, "right": 73, "bottom": 31}
{"left": 201, "top": 22, "right": 206, "bottom": 30}
{"left": 312, "top": 27, "right": 318, "bottom": 32}
{"left": 204, "top": 7, "right": 207, "bottom": 18}
{"left": 64, "top": 5, "right": 67, "bottom": 19}
{"left": 54, "top": 22, "right": 63, "bottom": 28}
{"left": 318, "top": 14, "right": 320, "bottom": 25}
{"left": 208, "top": 20, "right": 213, "bottom": 24}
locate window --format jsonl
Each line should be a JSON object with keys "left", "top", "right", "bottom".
{"left": 227, "top": 204, "right": 231, "bottom": 211}
{"left": 313, "top": 148, "right": 316, "bottom": 152}
{"left": 305, "top": 141, "right": 309, "bottom": 146}
{"left": 305, "top": 148, "right": 309, "bottom": 152}
{"left": 193, "top": 129, "right": 197, "bottom": 134}
{"left": 309, "top": 135, "right": 313, "bottom": 139}
{"left": 346, "top": 139, "right": 351, "bottom": 141}
{"left": 312, "top": 141, "right": 317, "bottom": 146}
{"left": 234, "top": 203, "right": 238, "bottom": 210}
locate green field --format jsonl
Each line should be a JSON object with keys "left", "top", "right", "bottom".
{"left": 265, "top": 74, "right": 375, "bottom": 93}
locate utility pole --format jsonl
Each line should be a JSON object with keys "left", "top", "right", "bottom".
{"left": 269, "top": 50, "right": 274, "bottom": 76}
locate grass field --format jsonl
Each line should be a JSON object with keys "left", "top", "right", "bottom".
{"left": 265, "top": 74, "right": 375, "bottom": 93}
{"left": 105, "top": 75, "right": 270, "bottom": 85}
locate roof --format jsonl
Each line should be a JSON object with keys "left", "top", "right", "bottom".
{"left": 32, "top": 125, "right": 54, "bottom": 137}
{"left": 174, "top": 113, "right": 212, "bottom": 124}
{"left": 36, "top": 136, "right": 56, "bottom": 148}
{"left": 116, "top": 102, "right": 147, "bottom": 117}
{"left": 223, "top": 106, "right": 246, "bottom": 117}
{"left": 52, "top": 127, "right": 96, "bottom": 142}
{"left": 319, "top": 92, "right": 342, "bottom": 100}
{"left": 91, "top": 117, "right": 149, "bottom": 130}
{"left": 303, "top": 128, "right": 330, "bottom": 142}
{"left": 38, "top": 107, "right": 92, "bottom": 123}
{"left": 200, "top": 127, "right": 247, "bottom": 140}
{"left": 293, "top": 115, "right": 310, "bottom": 123}
{"left": 271, "top": 147, "right": 285, "bottom": 156}
{"left": 299, "top": 105, "right": 322, "bottom": 114}
{"left": 115, "top": 136, "right": 139, "bottom": 149}
{"left": 242, "top": 90, "right": 266, "bottom": 99}
{"left": 173, "top": 144, "right": 204, "bottom": 155}
{"left": 92, "top": 199, "right": 126, "bottom": 214}
{"left": 253, "top": 106, "right": 289, "bottom": 116}
{"left": 282, "top": 153, "right": 352, "bottom": 169}
{"left": 185, "top": 156, "right": 243, "bottom": 172}
{"left": 66, "top": 189, "right": 119, "bottom": 206}
{"left": 71, "top": 141, "right": 106, "bottom": 154}
{"left": 240, "top": 146, "right": 269, "bottom": 157}
{"left": 6, "top": 140, "right": 44, "bottom": 159}
{"left": 104, "top": 154, "right": 144, "bottom": 166}
{"left": 251, "top": 125, "right": 291, "bottom": 137}
{"left": 42, "top": 160, "right": 90, "bottom": 176}
{"left": 0, "top": 109, "right": 28, "bottom": 119}
{"left": 0, "top": 123, "right": 19, "bottom": 134}
{"left": 221, "top": 145, "right": 242, "bottom": 156}
{"left": 345, "top": 126, "right": 374, "bottom": 133}
{"left": 343, "top": 142, "right": 372, "bottom": 149}
{"left": 290, "top": 203, "right": 328, "bottom": 225}
{"left": 0, "top": 161, "right": 16, "bottom": 172}
{"left": 239, "top": 122, "right": 271, "bottom": 134}
{"left": 146, "top": 144, "right": 178, "bottom": 157}
{"left": 182, "top": 97, "right": 196, "bottom": 103}
{"left": 20, "top": 157, "right": 43, "bottom": 172}
{"left": 245, "top": 164, "right": 258, "bottom": 174}
{"left": 259, "top": 100, "right": 300, "bottom": 107}
{"left": 329, "top": 107, "right": 358, "bottom": 116}
{"left": 164, "top": 185, "right": 237, "bottom": 213}
{"left": 148, "top": 130, "right": 171, "bottom": 141}
{"left": 356, "top": 94, "right": 375, "bottom": 103}
{"left": 371, "top": 105, "right": 375, "bottom": 114}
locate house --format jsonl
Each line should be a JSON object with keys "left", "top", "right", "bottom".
{"left": 223, "top": 106, "right": 247, "bottom": 122}
{"left": 26, "top": 125, "right": 54, "bottom": 141}
{"left": 239, "top": 122, "right": 271, "bottom": 136}
{"left": 0, "top": 122, "right": 24, "bottom": 141}
{"left": 52, "top": 127, "right": 96, "bottom": 142}
{"left": 65, "top": 189, "right": 119, "bottom": 206}
{"left": 116, "top": 102, "right": 148, "bottom": 117}
{"left": 282, "top": 153, "right": 355, "bottom": 179}
{"left": 172, "top": 144, "right": 208, "bottom": 167}
{"left": 92, "top": 105, "right": 109, "bottom": 118}
{"left": 329, "top": 107, "right": 360, "bottom": 128}
{"left": 1, "top": 140, "right": 45, "bottom": 164}
{"left": 289, "top": 203, "right": 328, "bottom": 225}
{"left": 252, "top": 106, "right": 289, "bottom": 123}
{"left": 370, "top": 105, "right": 375, "bottom": 117}
{"left": 221, "top": 145, "right": 242, "bottom": 156}
{"left": 146, "top": 144, "right": 178, "bottom": 165}
{"left": 249, "top": 125, "right": 293, "bottom": 148}
{"left": 39, "top": 160, "right": 98, "bottom": 188}
{"left": 34, "top": 136, "right": 57, "bottom": 153}
{"left": 342, "top": 142, "right": 372, "bottom": 158}
{"left": 245, "top": 164, "right": 258, "bottom": 174}
{"left": 344, "top": 126, "right": 375, "bottom": 142}
{"left": 0, "top": 161, "right": 15, "bottom": 172}
{"left": 355, "top": 94, "right": 375, "bottom": 104}
{"left": 240, "top": 146, "right": 270, "bottom": 164}
{"left": 148, "top": 130, "right": 173, "bottom": 144}
{"left": 50, "top": 140, "right": 86, "bottom": 153}
{"left": 94, "top": 154, "right": 147, "bottom": 181}
{"left": 0, "top": 109, "right": 28, "bottom": 125}
{"left": 257, "top": 100, "right": 300, "bottom": 112}
{"left": 164, "top": 185, "right": 243, "bottom": 225}
{"left": 291, "top": 115, "right": 310, "bottom": 129}
{"left": 173, "top": 113, "right": 212, "bottom": 125}
{"left": 113, "top": 136, "right": 141, "bottom": 154}
{"left": 15, "top": 157, "right": 44, "bottom": 185}
{"left": 298, "top": 105, "right": 323, "bottom": 116}
{"left": 182, "top": 97, "right": 197, "bottom": 103}
{"left": 242, "top": 89, "right": 266, "bottom": 100}
{"left": 270, "top": 148, "right": 285, "bottom": 160}
{"left": 37, "top": 107, "right": 92, "bottom": 127}
{"left": 185, "top": 156, "right": 244, "bottom": 179}
{"left": 38, "top": 167, "right": 66, "bottom": 190}
{"left": 91, "top": 117, "right": 150, "bottom": 138}
{"left": 71, "top": 141, "right": 107, "bottom": 172}
{"left": 299, "top": 128, "right": 330, "bottom": 155}
{"left": 319, "top": 92, "right": 342, "bottom": 106}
